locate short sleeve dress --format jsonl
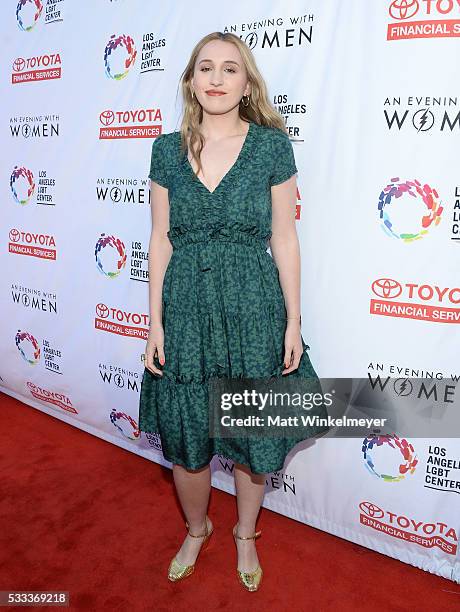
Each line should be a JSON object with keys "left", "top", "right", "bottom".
{"left": 138, "top": 121, "right": 329, "bottom": 474}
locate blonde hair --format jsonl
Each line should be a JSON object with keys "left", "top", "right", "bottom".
{"left": 178, "top": 31, "right": 287, "bottom": 176}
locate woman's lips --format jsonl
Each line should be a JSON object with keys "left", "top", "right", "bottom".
{"left": 206, "top": 91, "right": 226, "bottom": 96}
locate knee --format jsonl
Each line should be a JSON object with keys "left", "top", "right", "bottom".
{"left": 234, "top": 462, "right": 265, "bottom": 478}
{"left": 173, "top": 462, "right": 210, "bottom": 474}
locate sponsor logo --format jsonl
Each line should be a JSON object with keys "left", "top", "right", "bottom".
{"left": 359, "top": 500, "right": 458, "bottom": 554}
{"left": 378, "top": 177, "right": 443, "bottom": 241}
{"left": 104, "top": 34, "right": 137, "bottom": 80}
{"left": 362, "top": 433, "right": 418, "bottom": 482}
{"left": 370, "top": 278, "right": 460, "bottom": 323}
{"left": 27, "top": 381, "right": 77, "bottom": 413}
{"left": 95, "top": 234, "right": 127, "bottom": 278}
{"left": 95, "top": 303, "right": 149, "bottom": 339}
{"left": 9, "top": 228, "right": 57, "bottom": 260}
{"left": 12, "top": 52, "right": 62, "bottom": 84}
{"left": 387, "top": 0, "right": 460, "bottom": 40}
{"left": 99, "top": 108, "right": 163, "bottom": 139}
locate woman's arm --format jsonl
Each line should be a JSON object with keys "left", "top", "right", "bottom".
{"left": 144, "top": 180, "right": 173, "bottom": 376}
{"left": 269, "top": 174, "right": 303, "bottom": 373}
{"left": 269, "top": 174, "right": 301, "bottom": 320}
{"left": 148, "top": 180, "right": 172, "bottom": 328}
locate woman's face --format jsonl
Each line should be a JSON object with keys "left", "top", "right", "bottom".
{"left": 191, "top": 39, "right": 250, "bottom": 117}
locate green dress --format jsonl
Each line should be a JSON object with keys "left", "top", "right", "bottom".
{"left": 138, "top": 121, "right": 329, "bottom": 474}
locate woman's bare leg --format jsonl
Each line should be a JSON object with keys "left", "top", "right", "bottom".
{"left": 171, "top": 463, "right": 213, "bottom": 565}
{"left": 234, "top": 463, "right": 266, "bottom": 571}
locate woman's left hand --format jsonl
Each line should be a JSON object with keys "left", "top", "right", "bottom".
{"left": 282, "top": 320, "right": 303, "bottom": 375}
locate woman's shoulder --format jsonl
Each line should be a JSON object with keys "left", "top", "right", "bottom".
{"left": 256, "top": 122, "right": 290, "bottom": 140}
{"left": 151, "top": 131, "right": 180, "bottom": 163}
{"left": 253, "top": 123, "right": 292, "bottom": 157}
{"left": 154, "top": 130, "right": 179, "bottom": 146}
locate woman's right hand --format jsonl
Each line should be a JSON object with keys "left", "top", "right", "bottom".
{"left": 144, "top": 324, "right": 165, "bottom": 376}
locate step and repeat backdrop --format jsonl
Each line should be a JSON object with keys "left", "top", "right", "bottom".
{"left": 2, "top": 0, "right": 459, "bottom": 584}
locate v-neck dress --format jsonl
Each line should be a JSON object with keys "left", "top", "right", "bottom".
{"left": 138, "top": 121, "right": 329, "bottom": 474}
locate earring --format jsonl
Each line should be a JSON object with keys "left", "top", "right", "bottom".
{"left": 191, "top": 89, "right": 195, "bottom": 99}
{"left": 242, "top": 94, "right": 250, "bottom": 107}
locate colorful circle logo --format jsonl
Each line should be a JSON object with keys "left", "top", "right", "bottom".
{"left": 16, "top": 0, "right": 43, "bottom": 32}
{"left": 377, "top": 177, "right": 443, "bottom": 242}
{"left": 104, "top": 34, "right": 137, "bottom": 80}
{"left": 95, "top": 234, "right": 127, "bottom": 278}
{"left": 15, "top": 330, "right": 40, "bottom": 364}
{"left": 10, "top": 166, "right": 35, "bottom": 205}
{"left": 110, "top": 408, "right": 140, "bottom": 440}
{"left": 362, "top": 433, "right": 418, "bottom": 482}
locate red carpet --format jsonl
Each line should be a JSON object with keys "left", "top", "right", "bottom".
{"left": 1, "top": 391, "right": 459, "bottom": 611}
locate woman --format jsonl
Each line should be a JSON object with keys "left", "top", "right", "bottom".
{"left": 138, "top": 31, "right": 328, "bottom": 592}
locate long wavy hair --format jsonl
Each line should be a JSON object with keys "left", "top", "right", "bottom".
{"left": 178, "top": 31, "right": 287, "bottom": 177}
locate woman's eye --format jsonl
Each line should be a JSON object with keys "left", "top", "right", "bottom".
{"left": 199, "top": 66, "right": 236, "bottom": 73}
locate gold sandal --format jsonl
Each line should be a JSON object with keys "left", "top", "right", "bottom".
{"left": 167, "top": 515, "right": 213, "bottom": 582}
{"left": 232, "top": 523, "right": 263, "bottom": 592}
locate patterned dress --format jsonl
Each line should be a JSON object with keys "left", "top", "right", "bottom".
{"left": 138, "top": 120, "right": 328, "bottom": 474}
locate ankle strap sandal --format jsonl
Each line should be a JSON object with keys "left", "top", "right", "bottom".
{"left": 167, "top": 516, "right": 213, "bottom": 582}
{"left": 232, "top": 523, "right": 263, "bottom": 592}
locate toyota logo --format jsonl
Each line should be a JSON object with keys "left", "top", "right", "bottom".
{"left": 359, "top": 501, "right": 384, "bottom": 518}
{"left": 13, "top": 57, "right": 25, "bottom": 72}
{"left": 389, "top": 0, "right": 419, "bottom": 20}
{"left": 9, "top": 228, "right": 20, "bottom": 242}
{"left": 100, "top": 110, "right": 115, "bottom": 126}
{"left": 372, "top": 278, "right": 403, "bottom": 299}
{"left": 96, "top": 303, "right": 109, "bottom": 318}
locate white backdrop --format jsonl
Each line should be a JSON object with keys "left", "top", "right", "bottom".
{"left": 2, "top": 0, "right": 459, "bottom": 584}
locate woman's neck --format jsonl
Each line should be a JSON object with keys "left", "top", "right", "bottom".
{"left": 198, "top": 113, "right": 249, "bottom": 141}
